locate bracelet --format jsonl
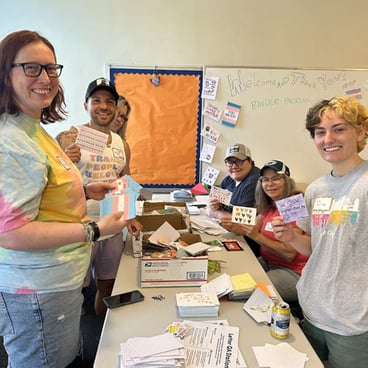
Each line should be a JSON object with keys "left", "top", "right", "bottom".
{"left": 83, "top": 185, "right": 90, "bottom": 200}
{"left": 82, "top": 221, "right": 100, "bottom": 242}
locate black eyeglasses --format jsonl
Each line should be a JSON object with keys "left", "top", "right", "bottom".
{"left": 224, "top": 158, "right": 246, "bottom": 167}
{"left": 11, "top": 63, "right": 63, "bottom": 78}
{"left": 259, "top": 175, "right": 284, "bottom": 184}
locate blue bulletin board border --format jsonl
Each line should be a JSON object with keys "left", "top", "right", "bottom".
{"left": 109, "top": 66, "right": 203, "bottom": 190}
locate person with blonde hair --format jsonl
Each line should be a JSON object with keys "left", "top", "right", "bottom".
{"left": 272, "top": 96, "right": 368, "bottom": 368}
{"left": 109, "top": 95, "right": 132, "bottom": 175}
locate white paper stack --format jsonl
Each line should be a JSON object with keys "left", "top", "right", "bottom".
{"left": 200, "top": 273, "right": 233, "bottom": 298}
{"left": 176, "top": 292, "right": 220, "bottom": 317}
{"left": 119, "top": 333, "right": 185, "bottom": 367}
{"left": 190, "top": 216, "right": 228, "bottom": 235}
{"left": 252, "top": 342, "right": 308, "bottom": 368}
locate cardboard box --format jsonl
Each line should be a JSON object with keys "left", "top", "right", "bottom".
{"left": 128, "top": 213, "right": 191, "bottom": 257}
{"left": 137, "top": 201, "right": 188, "bottom": 215}
{"left": 137, "top": 213, "right": 190, "bottom": 232}
{"left": 140, "top": 233, "right": 208, "bottom": 287}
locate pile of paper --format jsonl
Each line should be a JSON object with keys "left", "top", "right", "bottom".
{"left": 200, "top": 273, "right": 233, "bottom": 298}
{"left": 190, "top": 216, "right": 228, "bottom": 235}
{"left": 176, "top": 292, "right": 219, "bottom": 317}
{"left": 228, "top": 272, "right": 257, "bottom": 300}
{"left": 178, "top": 320, "right": 241, "bottom": 368}
{"left": 252, "top": 342, "right": 308, "bottom": 368}
{"left": 119, "top": 333, "right": 185, "bottom": 368}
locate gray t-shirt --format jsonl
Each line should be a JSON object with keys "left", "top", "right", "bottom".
{"left": 297, "top": 161, "right": 368, "bottom": 336}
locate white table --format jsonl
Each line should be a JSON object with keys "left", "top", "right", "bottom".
{"left": 94, "top": 230, "right": 323, "bottom": 368}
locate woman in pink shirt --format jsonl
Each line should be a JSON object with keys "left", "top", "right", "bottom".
{"left": 222, "top": 160, "right": 308, "bottom": 305}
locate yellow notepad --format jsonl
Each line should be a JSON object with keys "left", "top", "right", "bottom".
{"left": 230, "top": 272, "right": 256, "bottom": 293}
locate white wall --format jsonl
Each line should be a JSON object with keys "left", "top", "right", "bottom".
{"left": 2, "top": 0, "right": 368, "bottom": 181}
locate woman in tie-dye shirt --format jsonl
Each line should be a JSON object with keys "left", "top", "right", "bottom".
{"left": 0, "top": 30, "right": 127, "bottom": 368}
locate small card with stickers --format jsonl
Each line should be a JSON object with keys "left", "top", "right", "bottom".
{"left": 232, "top": 206, "right": 257, "bottom": 225}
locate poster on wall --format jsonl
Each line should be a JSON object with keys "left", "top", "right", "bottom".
{"left": 110, "top": 66, "right": 203, "bottom": 188}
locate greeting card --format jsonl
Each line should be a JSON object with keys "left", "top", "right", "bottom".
{"left": 232, "top": 206, "right": 257, "bottom": 225}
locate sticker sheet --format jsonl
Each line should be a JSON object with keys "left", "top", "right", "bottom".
{"left": 199, "top": 143, "right": 216, "bottom": 163}
{"left": 202, "top": 166, "right": 220, "bottom": 187}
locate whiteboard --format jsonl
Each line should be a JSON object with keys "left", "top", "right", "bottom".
{"left": 202, "top": 67, "right": 368, "bottom": 186}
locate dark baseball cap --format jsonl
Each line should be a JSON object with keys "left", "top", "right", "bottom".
{"left": 85, "top": 77, "right": 119, "bottom": 102}
{"left": 260, "top": 160, "right": 290, "bottom": 176}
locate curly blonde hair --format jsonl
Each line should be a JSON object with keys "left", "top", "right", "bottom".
{"left": 306, "top": 96, "right": 368, "bottom": 152}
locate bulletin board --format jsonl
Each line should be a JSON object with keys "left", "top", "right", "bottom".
{"left": 201, "top": 67, "right": 368, "bottom": 186}
{"left": 109, "top": 66, "right": 203, "bottom": 189}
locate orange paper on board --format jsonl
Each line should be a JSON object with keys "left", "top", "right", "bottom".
{"left": 114, "top": 72, "right": 201, "bottom": 186}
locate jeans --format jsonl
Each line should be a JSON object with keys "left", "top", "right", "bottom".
{"left": 303, "top": 319, "right": 368, "bottom": 368}
{"left": 0, "top": 288, "right": 83, "bottom": 368}
{"left": 258, "top": 256, "right": 300, "bottom": 302}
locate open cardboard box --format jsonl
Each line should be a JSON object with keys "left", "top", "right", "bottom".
{"left": 140, "top": 233, "right": 208, "bottom": 287}
{"left": 137, "top": 201, "right": 188, "bottom": 215}
{"left": 127, "top": 213, "right": 191, "bottom": 257}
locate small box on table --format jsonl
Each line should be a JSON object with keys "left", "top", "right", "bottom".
{"left": 128, "top": 213, "right": 191, "bottom": 257}
{"left": 140, "top": 233, "right": 208, "bottom": 288}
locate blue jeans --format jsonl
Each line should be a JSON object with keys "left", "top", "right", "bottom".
{"left": 0, "top": 288, "right": 83, "bottom": 368}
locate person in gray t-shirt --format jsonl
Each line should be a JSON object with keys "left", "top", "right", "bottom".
{"left": 271, "top": 96, "right": 368, "bottom": 368}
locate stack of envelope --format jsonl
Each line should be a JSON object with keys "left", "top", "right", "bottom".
{"left": 119, "top": 333, "right": 185, "bottom": 368}
{"left": 176, "top": 292, "right": 220, "bottom": 317}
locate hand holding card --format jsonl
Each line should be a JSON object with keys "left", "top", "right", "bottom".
{"left": 275, "top": 193, "right": 308, "bottom": 223}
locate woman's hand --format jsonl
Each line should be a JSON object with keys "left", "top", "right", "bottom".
{"left": 220, "top": 218, "right": 257, "bottom": 238}
{"left": 85, "top": 182, "right": 117, "bottom": 200}
{"left": 271, "top": 216, "right": 294, "bottom": 242}
{"left": 97, "top": 212, "right": 128, "bottom": 237}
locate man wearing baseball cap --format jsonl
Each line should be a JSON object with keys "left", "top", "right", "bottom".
{"left": 84, "top": 77, "right": 120, "bottom": 102}
{"left": 207, "top": 143, "right": 261, "bottom": 256}
{"left": 57, "top": 77, "right": 142, "bottom": 316}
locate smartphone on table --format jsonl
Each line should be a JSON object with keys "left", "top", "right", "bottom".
{"left": 103, "top": 289, "right": 144, "bottom": 309}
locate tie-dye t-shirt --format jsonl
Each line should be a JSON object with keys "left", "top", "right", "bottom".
{"left": 0, "top": 113, "right": 90, "bottom": 294}
{"left": 296, "top": 161, "right": 368, "bottom": 335}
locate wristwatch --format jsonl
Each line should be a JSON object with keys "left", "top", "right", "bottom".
{"left": 82, "top": 221, "right": 100, "bottom": 242}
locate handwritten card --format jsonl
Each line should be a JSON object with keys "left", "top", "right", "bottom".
{"left": 232, "top": 206, "right": 257, "bottom": 225}
{"left": 199, "top": 143, "right": 216, "bottom": 163}
{"left": 221, "top": 102, "right": 241, "bottom": 128}
{"left": 201, "top": 123, "right": 221, "bottom": 144}
{"left": 209, "top": 186, "right": 232, "bottom": 205}
{"left": 202, "top": 166, "right": 220, "bottom": 186}
{"left": 203, "top": 102, "right": 222, "bottom": 122}
{"left": 275, "top": 193, "right": 309, "bottom": 223}
{"left": 75, "top": 125, "right": 108, "bottom": 154}
{"left": 201, "top": 76, "right": 219, "bottom": 100}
